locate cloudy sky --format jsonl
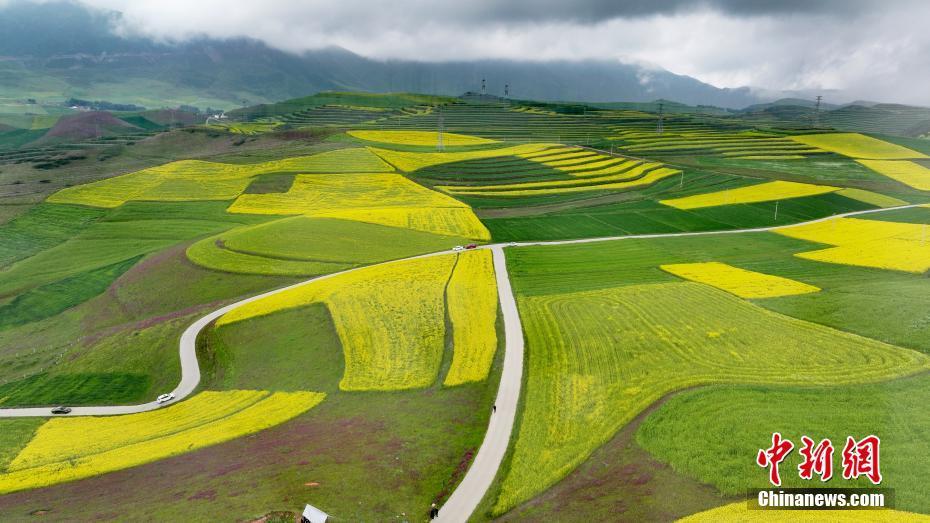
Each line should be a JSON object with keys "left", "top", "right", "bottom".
{"left": 57, "top": 0, "right": 930, "bottom": 104}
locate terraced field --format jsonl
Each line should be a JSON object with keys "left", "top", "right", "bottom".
{"left": 790, "top": 132, "right": 928, "bottom": 160}
{"left": 614, "top": 129, "right": 828, "bottom": 159}
{"left": 347, "top": 129, "right": 497, "bottom": 146}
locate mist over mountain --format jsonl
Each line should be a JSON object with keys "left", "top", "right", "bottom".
{"left": 0, "top": 1, "right": 765, "bottom": 109}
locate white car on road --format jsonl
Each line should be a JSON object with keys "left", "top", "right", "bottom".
{"left": 156, "top": 393, "right": 175, "bottom": 404}
{"left": 452, "top": 245, "right": 465, "bottom": 251}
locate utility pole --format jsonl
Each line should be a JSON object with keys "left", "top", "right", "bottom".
{"left": 657, "top": 102, "right": 664, "bottom": 135}
{"left": 814, "top": 95, "right": 823, "bottom": 128}
{"left": 774, "top": 201, "right": 779, "bottom": 221}
{"left": 437, "top": 105, "right": 444, "bottom": 151}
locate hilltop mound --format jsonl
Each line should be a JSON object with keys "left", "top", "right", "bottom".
{"left": 33, "top": 111, "right": 140, "bottom": 144}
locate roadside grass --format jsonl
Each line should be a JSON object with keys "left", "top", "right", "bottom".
{"left": 638, "top": 374, "right": 930, "bottom": 513}
{"left": 0, "top": 372, "right": 150, "bottom": 407}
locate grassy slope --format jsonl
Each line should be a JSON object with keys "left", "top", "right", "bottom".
{"left": 200, "top": 303, "right": 344, "bottom": 393}
{"left": 637, "top": 374, "right": 930, "bottom": 513}
{"left": 0, "top": 237, "right": 296, "bottom": 405}
{"left": 219, "top": 216, "right": 469, "bottom": 265}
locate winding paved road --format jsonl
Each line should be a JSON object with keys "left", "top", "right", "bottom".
{"left": 0, "top": 203, "right": 925, "bottom": 518}
{"left": 435, "top": 246, "right": 524, "bottom": 523}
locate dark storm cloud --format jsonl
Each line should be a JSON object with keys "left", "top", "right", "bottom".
{"left": 432, "top": 0, "right": 880, "bottom": 24}
{"left": 11, "top": 0, "right": 930, "bottom": 105}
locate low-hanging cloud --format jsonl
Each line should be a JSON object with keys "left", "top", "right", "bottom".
{"left": 24, "top": 0, "right": 930, "bottom": 104}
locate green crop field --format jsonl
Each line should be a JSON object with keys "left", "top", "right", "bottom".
{"left": 1, "top": 88, "right": 929, "bottom": 521}
{"left": 638, "top": 374, "right": 930, "bottom": 512}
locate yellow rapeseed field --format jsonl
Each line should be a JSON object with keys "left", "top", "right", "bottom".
{"left": 450, "top": 167, "right": 680, "bottom": 197}
{"left": 776, "top": 217, "right": 930, "bottom": 273}
{"left": 0, "top": 390, "right": 324, "bottom": 494}
{"left": 219, "top": 255, "right": 457, "bottom": 391}
{"left": 856, "top": 160, "right": 930, "bottom": 191}
{"left": 367, "top": 143, "right": 558, "bottom": 172}
{"left": 438, "top": 162, "right": 660, "bottom": 194}
{"left": 660, "top": 180, "right": 840, "bottom": 210}
{"left": 347, "top": 130, "right": 497, "bottom": 146}
{"left": 315, "top": 207, "right": 491, "bottom": 241}
{"left": 790, "top": 133, "right": 928, "bottom": 160}
{"left": 227, "top": 173, "right": 489, "bottom": 240}
{"left": 47, "top": 148, "right": 393, "bottom": 208}
{"left": 444, "top": 250, "right": 499, "bottom": 386}
{"left": 660, "top": 262, "right": 821, "bottom": 299}
{"left": 679, "top": 502, "right": 928, "bottom": 522}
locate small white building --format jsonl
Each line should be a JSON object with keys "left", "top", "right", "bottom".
{"left": 300, "top": 504, "right": 328, "bottom": 523}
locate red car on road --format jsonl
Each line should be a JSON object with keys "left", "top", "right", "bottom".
{"left": 465, "top": 244, "right": 478, "bottom": 249}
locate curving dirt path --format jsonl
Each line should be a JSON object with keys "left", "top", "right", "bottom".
{"left": 0, "top": 203, "right": 924, "bottom": 518}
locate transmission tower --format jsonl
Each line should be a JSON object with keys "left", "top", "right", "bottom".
{"left": 657, "top": 102, "right": 664, "bottom": 134}
{"left": 481, "top": 78, "right": 487, "bottom": 95}
{"left": 504, "top": 83, "right": 510, "bottom": 97}
{"left": 437, "top": 105, "right": 444, "bottom": 151}
{"left": 814, "top": 95, "right": 823, "bottom": 128}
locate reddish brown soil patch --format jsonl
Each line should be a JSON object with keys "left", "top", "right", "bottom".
{"left": 37, "top": 111, "right": 138, "bottom": 143}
